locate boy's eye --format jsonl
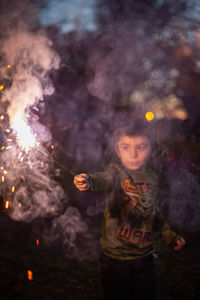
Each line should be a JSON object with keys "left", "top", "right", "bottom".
{"left": 137, "top": 144, "right": 148, "bottom": 151}
{"left": 121, "top": 145, "right": 129, "bottom": 150}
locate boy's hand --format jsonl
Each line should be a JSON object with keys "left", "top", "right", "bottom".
{"left": 74, "top": 173, "right": 90, "bottom": 191}
{"left": 174, "top": 237, "right": 186, "bottom": 251}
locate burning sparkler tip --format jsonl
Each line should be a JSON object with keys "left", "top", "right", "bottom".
{"left": 11, "top": 115, "right": 36, "bottom": 151}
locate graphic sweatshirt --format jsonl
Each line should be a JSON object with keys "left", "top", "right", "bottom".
{"left": 88, "top": 162, "right": 178, "bottom": 260}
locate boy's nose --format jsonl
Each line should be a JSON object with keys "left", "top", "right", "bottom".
{"left": 131, "top": 148, "right": 138, "bottom": 158}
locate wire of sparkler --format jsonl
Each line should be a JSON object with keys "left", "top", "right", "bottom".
{"left": 53, "top": 156, "right": 76, "bottom": 177}
{"left": 35, "top": 145, "right": 76, "bottom": 177}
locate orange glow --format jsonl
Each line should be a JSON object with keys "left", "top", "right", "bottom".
{"left": 36, "top": 239, "right": 39, "bottom": 246}
{"left": 1, "top": 176, "right": 5, "bottom": 183}
{"left": 5, "top": 201, "right": 9, "bottom": 209}
{"left": 27, "top": 270, "right": 33, "bottom": 280}
{"left": 0, "top": 115, "right": 4, "bottom": 120}
{"left": 3, "top": 170, "right": 8, "bottom": 175}
{"left": 11, "top": 186, "right": 15, "bottom": 193}
{"left": 51, "top": 145, "right": 54, "bottom": 149}
{"left": 171, "top": 109, "right": 188, "bottom": 120}
{"left": 145, "top": 112, "right": 154, "bottom": 122}
{"left": 0, "top": 85, "right": 4, "bottom": 90}
{"left": 7, "top": 64, "right": 11, "bottom": 68}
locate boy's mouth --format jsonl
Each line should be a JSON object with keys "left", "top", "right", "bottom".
{"left": 128, "top": 161, "right": 140, "bottom": 166}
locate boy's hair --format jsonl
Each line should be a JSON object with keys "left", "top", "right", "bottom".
{"left": 112, "top": 118, "right": 155, "bottom": 146}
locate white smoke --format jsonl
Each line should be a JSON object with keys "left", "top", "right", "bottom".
{"left": 0, "top": 26, "right": 68, "bottom": 222}
{"left": 52, "top": 206, "right": 99, "bottom": 260}
{"left": 1, "top": 29, "right": 60, "bottom": 122}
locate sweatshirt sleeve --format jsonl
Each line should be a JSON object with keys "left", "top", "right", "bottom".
{"left": 153, "top": 212, "right": 179, "bottom": 246}
{"left": 87, "top": 163, "right": 119, "bottom": 192}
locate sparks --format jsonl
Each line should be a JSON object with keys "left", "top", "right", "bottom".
{"left": 27, "top": 270, "right": 33, "bottom": 280}
{"left": 11, "top": 186, "right": 15, "bottom": 193}
{"left": 36, "top": 239, "right": 39, "bottom": 246}
{"left": 11, "top": 115, "right": 36, "bottom": 151}
{"left": 1, "top": 176, "right": 5, "bottom": 183}
{"left": 5, "top": 201, "right": 9, "bottom": 209}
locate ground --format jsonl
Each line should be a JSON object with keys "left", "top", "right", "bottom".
{"left": 0, "top": 212, "right": 199, "bottom": 300}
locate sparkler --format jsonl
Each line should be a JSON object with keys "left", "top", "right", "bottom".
{"left": 0, "top": 108, "right": 75, "bottom": 218}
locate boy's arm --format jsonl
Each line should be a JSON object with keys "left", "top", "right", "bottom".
{"left": 87, "top": 170, "right": 115, "bottom": 192}
{"left": 153, "top": 212, "right": 185, "bottom": 250}
{"left": 74, "top": 164, "right": 118, "bottom": 192}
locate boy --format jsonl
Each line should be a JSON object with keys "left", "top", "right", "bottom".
{"left": 74, "top": 119, "right": 185, "bottom": 300}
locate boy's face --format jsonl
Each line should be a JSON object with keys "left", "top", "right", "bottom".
{"left": 115, "top": 135, "right": 151, "bottom": 171}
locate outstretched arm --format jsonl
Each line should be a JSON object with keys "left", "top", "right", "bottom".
{"left": 73, "top": 163, "right": 119, "bottom": 192}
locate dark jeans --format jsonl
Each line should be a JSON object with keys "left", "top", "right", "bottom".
{"left": 100, "top": 253, "right": 156, "bottom": 300}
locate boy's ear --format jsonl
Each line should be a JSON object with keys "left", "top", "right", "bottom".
{"left": 115, "top": 146, "right": 120, "bottom": 158}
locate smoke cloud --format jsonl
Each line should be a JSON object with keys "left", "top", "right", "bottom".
{"left": 0, "top": 22, "right": 67, "bottom": 223}
{"left": 1, "top": 29, "right": 60, "bottom": 122}
{"left": 0, "top": 0, "right": 104, "bottom": 260}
